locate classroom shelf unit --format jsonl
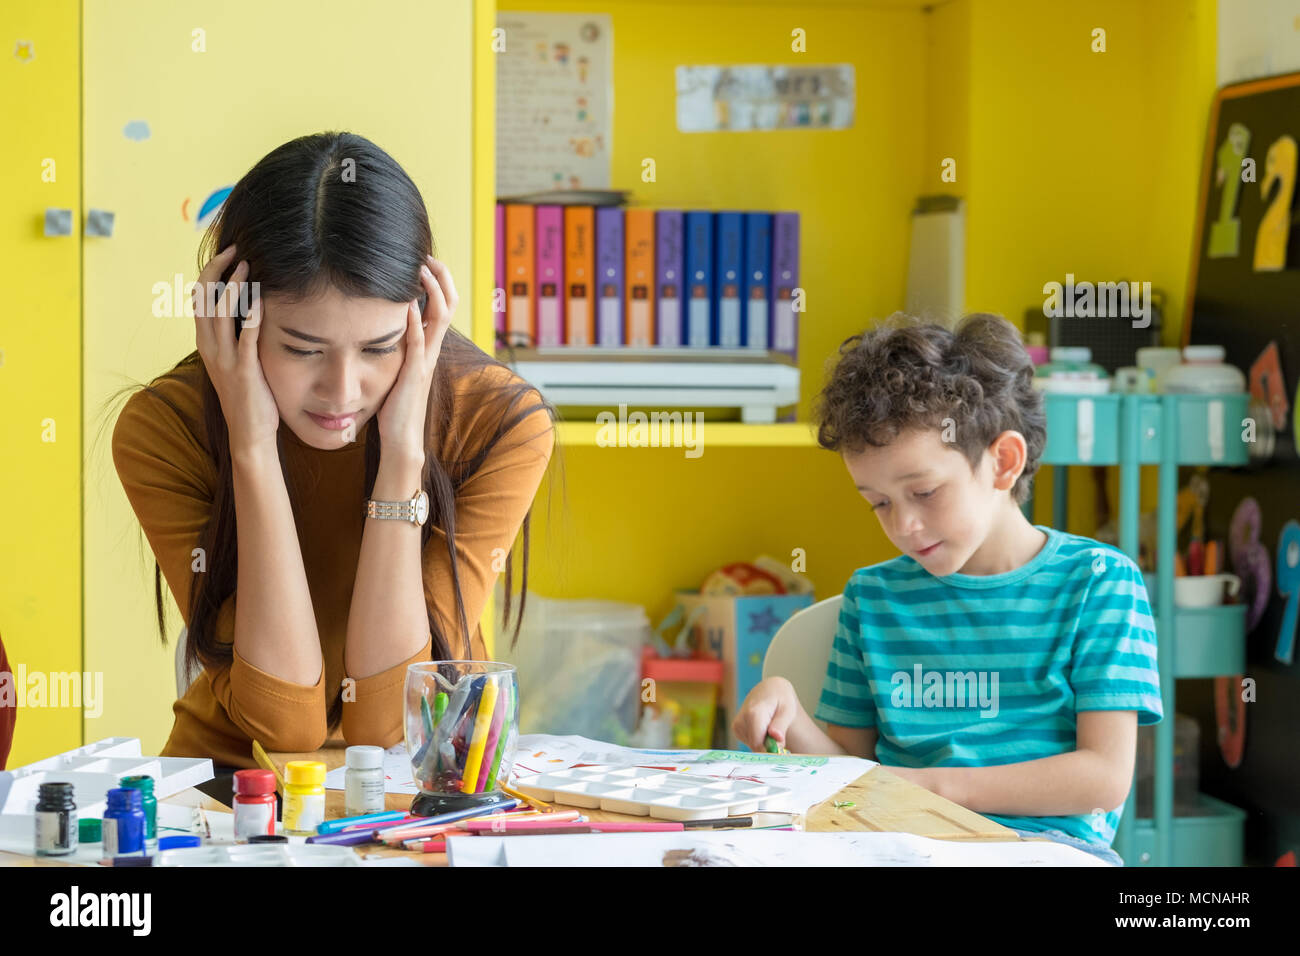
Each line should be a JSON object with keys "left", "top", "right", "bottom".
{"left": 1034, "top": 391, "right": 1250, "bottom": 867}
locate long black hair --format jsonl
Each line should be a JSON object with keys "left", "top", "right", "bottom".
{"left": 107, "top": 131, "right": 558, "bottom": 733}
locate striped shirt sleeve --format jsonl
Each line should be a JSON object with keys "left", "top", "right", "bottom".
{"left": 1072, "top": 550, "right": 1164, "bottom": 726}
{"left": 814, "top": 576, "right": 877, "bottom": 728}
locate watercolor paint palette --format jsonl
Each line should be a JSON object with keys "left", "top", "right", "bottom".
{"left": 0, "top": 737, "right": 212, "bottom": 817}
{"left": 514, "top": 765, "right": 793, "bottom": 821}
{"left": 155, "top": 844, "right": 368, "bottom": 867}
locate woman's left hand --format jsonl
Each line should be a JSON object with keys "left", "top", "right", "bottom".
{"left": 377, "top": 256, "right": 457, "bottom": 462}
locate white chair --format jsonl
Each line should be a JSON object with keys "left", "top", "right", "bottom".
{"left": 761, "top": 593, "right": 843, "bottom": 718}
{"left": 174, "top": 626, "right": 197, "bottom": 698}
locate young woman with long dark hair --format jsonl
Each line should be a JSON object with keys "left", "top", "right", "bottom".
{"left": 110, "top": 132, "right": 555, "bottom": 778}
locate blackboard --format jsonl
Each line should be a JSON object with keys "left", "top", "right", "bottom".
{"left": 1182, "top": 71, "right": 1300, "bottom": 864}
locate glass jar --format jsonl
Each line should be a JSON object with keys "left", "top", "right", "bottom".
{"left": 282, "top": 761, "right": 326, "bottom": 836}
{"left": 406, "top": 661, "right": 519, "bottom": 817}
{"left": 233, "top": 768, "right": 278, "bottom": 842}
{"left": 35, "top": 782, "right": 78, "bottom": 856}
{"left": 344, "top": 745, "right": 386, "bottom": 817}
{"left": 120, "top": 774, "right": 157, "bottom": 848}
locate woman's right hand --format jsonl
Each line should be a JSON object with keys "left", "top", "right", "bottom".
{"left": 732, "top": 676, "right": 802, "bottom": 753}
{"left": 193, "top": 244, "right": 281, "bottom": 456}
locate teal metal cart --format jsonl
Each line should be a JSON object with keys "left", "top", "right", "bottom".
{"left": 1029, "top": 392, "right": 1249, "bottom": 866}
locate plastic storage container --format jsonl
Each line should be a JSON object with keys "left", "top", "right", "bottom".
{"left": 639, "top": 648, "right": 724, "bottom": 749}
{"left": 1032, "top": 347, "right": 1110, "bottom": 394}
{"left": 1136, "top": 713, "right": 1200, "bottom": 817}
{"left": 498, "top": 589, "right": 649, "bottom": 742}
{"left": 1158, "top": 345, "right": 1246, "bottom": 394}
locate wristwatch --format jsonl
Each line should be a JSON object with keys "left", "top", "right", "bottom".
{"left": 364, "top": 489, "right": 429, "bottom": 527}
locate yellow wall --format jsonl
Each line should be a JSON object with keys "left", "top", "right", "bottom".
{"left": 956, "top": 0, "right": 1217, "bottom": 533}
{"left": 1, "top": 0, "right": 1221, "bottom": 765}
{"left": 512, "top": 0, "right": 1219, "bottom": 624}
{"left": 503, "top": 0, "right": 932, "bottom": 620}
{"left": 0, "top": 0, "right": 83, "bottom": 767}
{"left": 80, "top": 0, "right": 478, "bottom": 756}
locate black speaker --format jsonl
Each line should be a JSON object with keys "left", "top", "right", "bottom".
{"left": 1023, "top": 280, "right": 1164, "bottom": 374}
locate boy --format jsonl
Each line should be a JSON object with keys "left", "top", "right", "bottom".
{"left": 734, "top": 312, "right": 1163, "bottom": 865}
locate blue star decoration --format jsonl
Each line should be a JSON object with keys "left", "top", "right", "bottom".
{"left": 747, "top": 606, "right": 783, "bottom": 635}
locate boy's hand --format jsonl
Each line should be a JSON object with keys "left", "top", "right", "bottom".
{"left": 732, "top": 676, "right": 802, "bottom": 752}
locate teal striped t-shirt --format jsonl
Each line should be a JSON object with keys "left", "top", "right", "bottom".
{"left": 815, "top": 524, "right": 1164, "bottom": 848}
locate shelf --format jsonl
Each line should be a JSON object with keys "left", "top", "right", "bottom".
{"left": 1130, "top": 792, "right": 1247, "bottom": 866}
{"left": 1159, "top": 605, "right": 1247, "bottom": 678}
{"left": 1039, "top": 393, "right": 1250, "bottom": 467}
{"left": 555, "top": 419, "right": 818, "bottom": 448}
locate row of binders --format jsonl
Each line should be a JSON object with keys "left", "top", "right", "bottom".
{"left": 495, "top": 205, "right": 801, "bottom": 355}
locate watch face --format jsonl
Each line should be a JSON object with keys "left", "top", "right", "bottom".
{"left": 415, "top": 490, "right": 429, "bottom": 525}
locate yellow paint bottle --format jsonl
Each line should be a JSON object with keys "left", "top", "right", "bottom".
{"left": 282, "top": 761, "right": 326, "bottom": 836}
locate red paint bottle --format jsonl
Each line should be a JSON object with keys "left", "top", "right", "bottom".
{"left": 233, "top": 769, "right": 278, "bottom": 842}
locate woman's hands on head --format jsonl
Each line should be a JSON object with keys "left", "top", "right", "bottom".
{"left": 193, "top": 243, "right": 281, "bottom": 457}
{"left": 376, "top": 255, "right": 457, "bottom": 464}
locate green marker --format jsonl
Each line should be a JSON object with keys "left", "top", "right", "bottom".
{"left": 484, "top": 684, "right": 515, "bottom": 791}
{"left": 433, "top": 691, "right": 448, "bottom": 725}
{"left": 764, "top": 735, "right": 788, "bottom": 755}
{"left": 420, "top": 696, "right": 435, "bottom": 738}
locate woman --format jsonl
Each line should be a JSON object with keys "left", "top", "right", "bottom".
{"left": 111, "top": 132, "right": 556, "bottom": 782}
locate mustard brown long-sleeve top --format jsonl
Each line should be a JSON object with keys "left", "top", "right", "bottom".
{"left": 111, "top": 357, "right": 553, "bottom": 768}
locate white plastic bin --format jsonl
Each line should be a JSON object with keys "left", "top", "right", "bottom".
{"left": 497, "top": 587, "right": 649, "bottom": 743}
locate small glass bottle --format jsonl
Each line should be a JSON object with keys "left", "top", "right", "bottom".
{"left": 102, "top": 787, "right": 146, "bottom": 859}
{"left": 35, "top": 782, "right": 78, "bottom": 857}
{"left": 120, "top": 775, "right": 157, "bottom": 848}
{"left": 233, "top": 769, "right": 278, "bottom": 842}
{"left": 344, "top": 745, "right": 386, "bottom": 817}
{"left": 282, "top": 761, "right": 326, "bottom": 836}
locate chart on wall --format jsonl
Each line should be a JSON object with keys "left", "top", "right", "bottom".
{"left": 495, "top": 12, "right": 613, "bottom": 198}
{"left": 1184, "top": 71, "right": 1300, "bottom": 852}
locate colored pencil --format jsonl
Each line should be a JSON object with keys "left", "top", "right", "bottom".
{"left": 375, "top": 799, "right": 521, "bottom": 840}
{"left": 475, "top": 685, "right": 508, "bottom": 791}
{"left": 464, "top": 820, "right": 685, "bottom": 834}
{"left": 250, "top": 739, "right": 285, "bottom": 795}
{"left": 500, "top": 782, "right": 553, "bottom": 812}
{"left": 393, "top": 810, "right": 584, "bottom": 845}
{"left": 316, "top": 810, "right": 409, "bottom": 835}
{"left": 481, "top": 683, "right": 514, "bottom": 791}
{"left": 460, "top": 679, "right": 499, "bottom": 793}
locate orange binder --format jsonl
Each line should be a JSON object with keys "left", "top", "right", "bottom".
{"left": 625, "top": 208, "right": 656, "bottom": 346}
{"left": 505, "top": 204, "right": 535, "bottom": 347}
{"left": 564, "top": 206, "right": 595, "bottom": 346}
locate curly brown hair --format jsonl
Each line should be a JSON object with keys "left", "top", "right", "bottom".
{"left": 814, "top": 312, "right": 1045, "bottom": 505}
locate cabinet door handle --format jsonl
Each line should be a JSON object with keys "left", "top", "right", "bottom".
{"left": 1076, "top": 399, "right": 1095, "bottom": 462}
{"left": 44, "top": 208, "right": 73, "bottom": 236}
{"left": 86, "top": 209, "right": 116, "bottom": 237}
{"left": 1208, "top": 400, "right": 1224, "bottom": 462}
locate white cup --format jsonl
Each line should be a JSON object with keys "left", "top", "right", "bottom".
{"left": 1173, "top": 573, "right": 1241, "bottom": 609}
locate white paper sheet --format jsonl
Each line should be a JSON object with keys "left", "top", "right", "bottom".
{"left": 327, "top": 735, "right": 877, "bottom": 815}
{"left": 511, "top": 734, "right": 876, "bottom": 815}
{"left": 447, "top": 830, "right": 1113, "bottom": 867}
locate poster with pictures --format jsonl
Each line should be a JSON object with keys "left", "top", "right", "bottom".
{"left": 496, "top": 12, "right": 613, "bottom": 197}
{"left": 676, "top": 64, "right": 855, "bottom": 132}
